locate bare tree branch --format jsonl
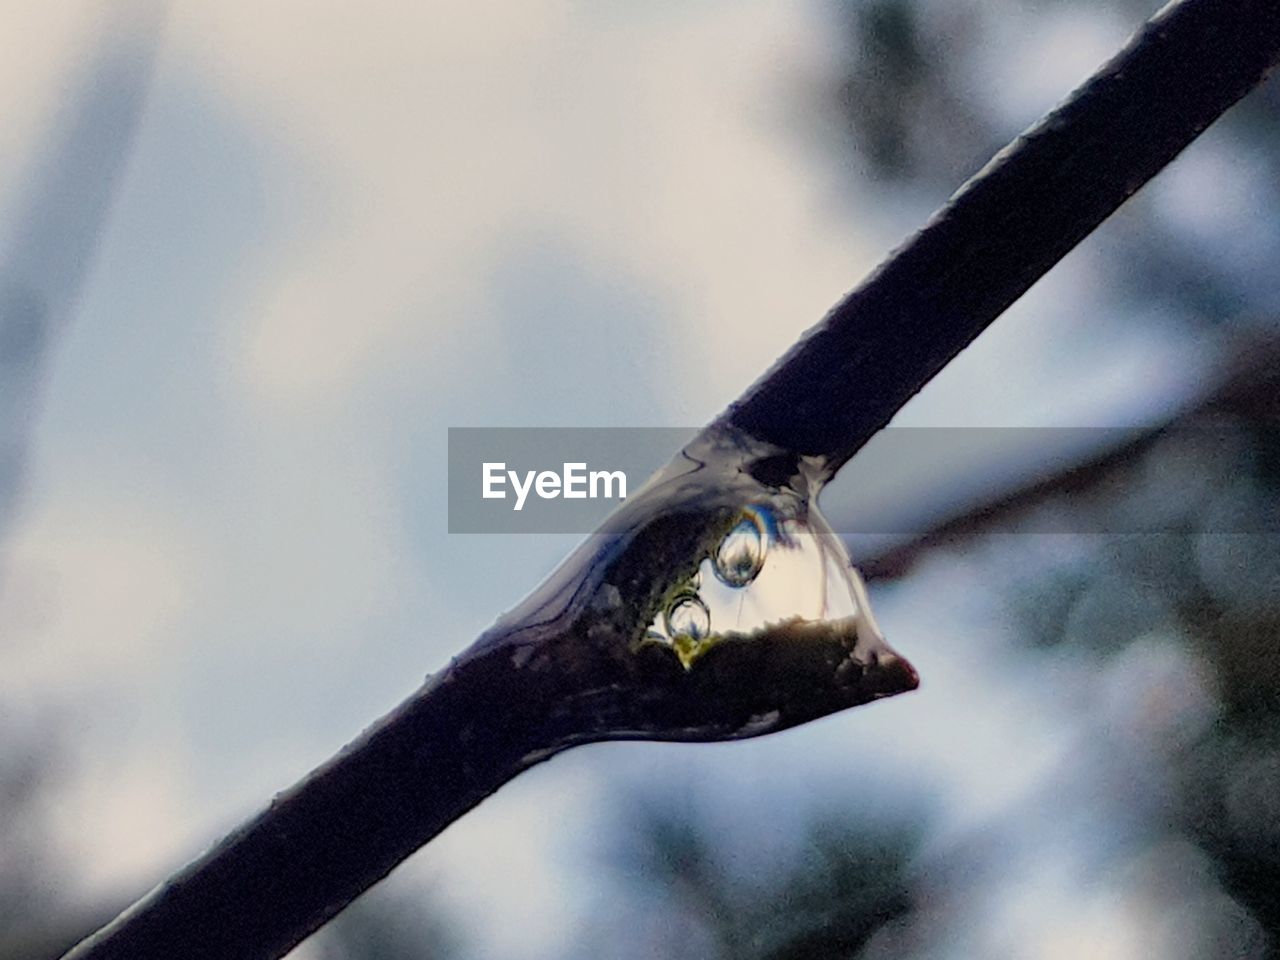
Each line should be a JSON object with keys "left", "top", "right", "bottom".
{"left": 61, "top": 1, "right": 1280, "bottom": 958}
{"left": 723, "top": 0, "right": 1280, "bottom": 473}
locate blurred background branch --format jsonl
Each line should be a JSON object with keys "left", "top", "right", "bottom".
{"left": 1, "top": 3, "right": 161, "bottom": 958}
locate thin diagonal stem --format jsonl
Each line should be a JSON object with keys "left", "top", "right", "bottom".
{"left": 724, "top": 0, "right": 1280, "bottom": 472}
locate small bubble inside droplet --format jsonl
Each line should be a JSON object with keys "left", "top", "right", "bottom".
{"left": 665, "top": 595, "right": 710, "bottom": 640}
{"left": 714, "top": 512, "right": 767, "bottom": 587}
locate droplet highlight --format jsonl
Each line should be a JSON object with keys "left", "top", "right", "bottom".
{"left": 713, "top": 510, "right": 767, "bottom": 587}
{"left": 665, "top": 594, "right": 711, "bottom": 641}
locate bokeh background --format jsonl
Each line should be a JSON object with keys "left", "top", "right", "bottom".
{"left": 3, "top": 1, "right": 1280, "bottom": 957}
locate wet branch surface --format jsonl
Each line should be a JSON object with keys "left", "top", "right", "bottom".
{"left": 62, "top": 1, "right": 1280, "bottom": 958}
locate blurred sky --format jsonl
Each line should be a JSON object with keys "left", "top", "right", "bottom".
{"left": 0, "top": 1, "right": 1259, "bottom": 957}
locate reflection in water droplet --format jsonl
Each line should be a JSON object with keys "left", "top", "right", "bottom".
{"left": 665, "top": 594, "right": 711, "bottom": 640}
{"left": 504, "top": 424, "right": 910, "bottom": 678}
{"left": 636, "top": 491, "right": 893, "bottom": 673}
{"left": 484, "top": 423, "right": 914, "bottom": 692}
{"left": 714, "top": 510, "right": 767, "bottom": 587}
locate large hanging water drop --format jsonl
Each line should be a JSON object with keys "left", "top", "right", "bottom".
{"left": 497, "top": 424, "right": 913, "bottom": 687}
{"left": 478, "top": 422, "right": 918, "bottom": 739}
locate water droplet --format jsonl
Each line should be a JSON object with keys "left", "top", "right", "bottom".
{"left": 714, "top": 511, "right": 767, "bottom": 587}
{"left": 665, "top": 594, "right": 710, "bottom": 640}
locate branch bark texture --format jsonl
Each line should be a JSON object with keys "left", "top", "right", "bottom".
{"left": 724, "top": 0, "right": 1280, "bottom": 471}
